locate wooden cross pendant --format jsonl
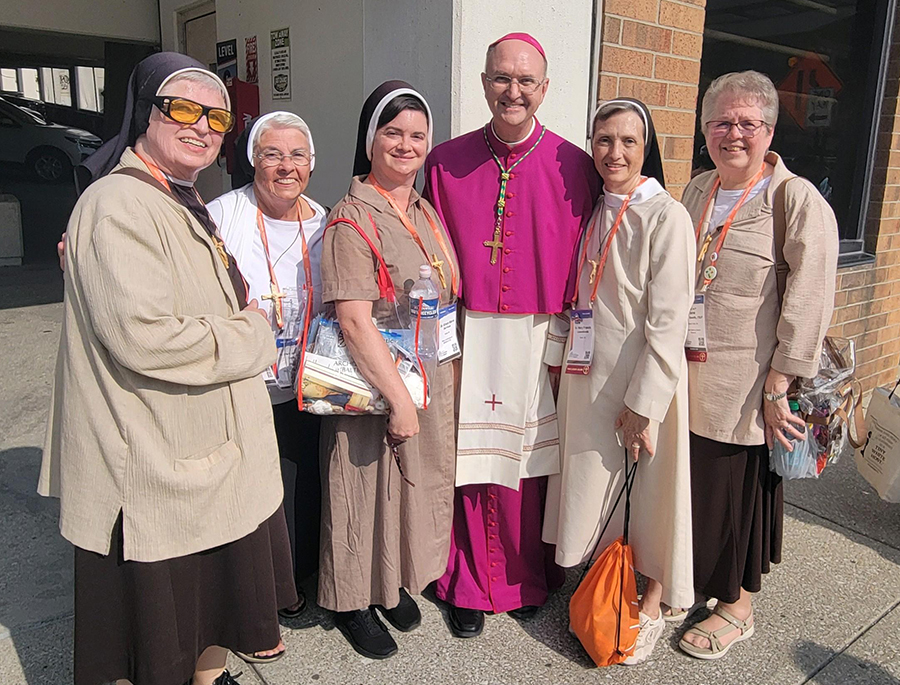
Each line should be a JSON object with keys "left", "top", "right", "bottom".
{"left": 262, "top": 286, "right": 286, "bottom": 327}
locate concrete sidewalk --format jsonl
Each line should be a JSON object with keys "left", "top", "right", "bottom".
{"left": 1, "top": 268, "right": 899, "bottom": 685}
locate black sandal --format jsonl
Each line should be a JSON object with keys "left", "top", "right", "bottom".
{"left": 278, "top": 587, "right": 308, "bottom": 619}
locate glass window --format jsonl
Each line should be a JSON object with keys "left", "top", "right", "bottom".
{"left": 41, "top": 67, "right": 55, "bottom": 103}
{"left": 20, "top": 68, "right": 40, "bottom": 100}
{"left": 76, "top": 66, "right": 99, "bottom": 111}
{"left": 94, "top": 67, "right": 105, "bottom": 113}
{"left": 0, "top": 68, "right": 18, "bottom": 93}
{"left": 696, "top": 0, "right": 893, "bottom": 247}
{"left": 52, "top": 68, "right": 72, "bottom": 107}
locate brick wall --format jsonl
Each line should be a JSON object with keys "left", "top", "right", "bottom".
{"left": 597, "top": 0, "right": 706, "bottom": 200}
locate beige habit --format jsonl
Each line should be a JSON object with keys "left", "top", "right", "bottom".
{"left": 317, "top": 177, "right": 458, "bottom": 612}
{"left": 543, "top": 180, "right": 696, "bottom": 609}
{"left": 682, "top": 151, "right": 839, "bottom": 445}
{"left": 40, "top": 148, "right": 283, "bottom": 563}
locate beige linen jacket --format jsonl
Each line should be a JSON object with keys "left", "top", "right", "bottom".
{"left": 681, "top": 152, "right": 838, "bottom": 446}
{"left": 39, "top": 148, "right": 283, "bottom": 562}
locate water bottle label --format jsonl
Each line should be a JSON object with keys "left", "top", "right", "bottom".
{"left": 410, "top": 297, "right": 440, "bottom": 320}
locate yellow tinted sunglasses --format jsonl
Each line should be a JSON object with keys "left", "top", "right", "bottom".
{"left": 150, "top": 96, "right": 235, "bottom": 133}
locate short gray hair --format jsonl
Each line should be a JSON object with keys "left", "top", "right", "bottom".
{"left": 701, "top": 70, "right": 778, "bottom": 129}
{"left": 159, "top": 70, "right": 229, "bottom": 106}
{"left": 592, "top": 100, "right": 647, "bottom": 142}
{"left": 252, "top": 113, "right": 312, "bottom": 155}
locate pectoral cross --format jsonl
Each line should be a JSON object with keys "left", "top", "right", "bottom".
{"left": 431, "top": 253, "right": 447, "bottom": 289}
{"left": 262, "top": 284, "right": 286, "bottom": 328}
{"left": 588, "top": 258, "right": 601, "bottom": 285}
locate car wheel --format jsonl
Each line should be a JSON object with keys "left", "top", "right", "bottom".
{"left": 28, "top": 147, "right": 72, "bottom": 183}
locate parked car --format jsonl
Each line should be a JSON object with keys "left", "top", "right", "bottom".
{"left": 0, "top": 96, "right": 102, "bottom": 182}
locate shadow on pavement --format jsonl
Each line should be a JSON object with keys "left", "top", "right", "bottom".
{"left": 797, "top": 640, "right": 900, "bottom": 684}
{"left": 0, "top": 264, "right": 63, "bottom": 310}
{"left": 0, "top": 167, "right": 76, "bottom": 266}
{"left": 0, "top": 445, "right": 74, "bottom": 685}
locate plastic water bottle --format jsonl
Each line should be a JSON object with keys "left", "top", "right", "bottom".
{"left": 408, "top": 265, "right": 440, "bottom": 363}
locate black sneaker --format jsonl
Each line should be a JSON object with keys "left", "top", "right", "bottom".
{"left": 448, "top": 605, "right": 484, "bottom": 638}
{"left": 376, "top": 588, "right": 422, "bottom": 632}
{"left": 334, "top": 608, "right": 398, "bottom": 659}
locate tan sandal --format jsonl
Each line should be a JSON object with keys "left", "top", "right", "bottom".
{"left": 663, "top": 597, "right": 716, "bottom": 623}
{"left": 679, "top": 606, "right": 754, "bottom": 660}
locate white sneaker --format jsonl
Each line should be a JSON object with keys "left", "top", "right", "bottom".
{"left": 622, "top": 611, "right": 665, "bottom": 665}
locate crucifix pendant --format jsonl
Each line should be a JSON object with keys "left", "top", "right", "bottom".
{"left": 262, "top": 286, "right": 286, "bottom": 328}
{"left": 588, "top": 258, "right": 601, "bottom": 285}
{"left": 212, "top": 237, "right": 230, "bottom": 270}
{"left": 430, "top": 254, "right": 447, "bottom": 289}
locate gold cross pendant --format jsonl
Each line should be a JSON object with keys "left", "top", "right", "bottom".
{"left": 431, "top": 253, "right": 447, "bottom": 289}
{"left": 588, "top": 258, "right": 601, "bottom": 284}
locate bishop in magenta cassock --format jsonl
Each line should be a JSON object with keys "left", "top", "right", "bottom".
{"left": 424, "top": 32, "right": 600, "bottom": 636}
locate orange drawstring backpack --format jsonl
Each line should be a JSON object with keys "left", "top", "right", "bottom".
{"left": 569, "top": 456, "right": 640, "bottom": 667}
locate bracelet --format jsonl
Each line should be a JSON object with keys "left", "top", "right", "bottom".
{"left": 763, "top": 389, "right": 788, "bottom": 402}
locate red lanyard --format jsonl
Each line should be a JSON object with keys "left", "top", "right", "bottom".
{"left": 694, "top": 164, "right": 767, "bottom": 291}
{"left": 574, "top": 178, "right": 647, "bottom": 305}
{"left": 369, "top": 176, "right": 458, "bottom": 296}
{"left": 255, "top": 202, "right": 313, "bottom": 331}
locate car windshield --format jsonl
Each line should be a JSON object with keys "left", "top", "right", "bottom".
{"left": 0, "top": 98, "right": 47, "bottom": 125}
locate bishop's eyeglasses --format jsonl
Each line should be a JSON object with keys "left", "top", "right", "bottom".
{"left": 484, "top": 74, "right": 546, "bottom": 95}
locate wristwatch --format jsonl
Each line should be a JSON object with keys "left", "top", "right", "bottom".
{"left": 764, "top": 389, "right": 788, "bottom": 402}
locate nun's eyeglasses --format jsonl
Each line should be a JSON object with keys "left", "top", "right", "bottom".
{"left": 705, "top": 120, "right": 767, "bottom": 138}
{"left": 149, "top": 96, "right": 235, "bottom": 133}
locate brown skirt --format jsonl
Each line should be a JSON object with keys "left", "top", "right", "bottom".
{"left": 690, "top": 432, "right": 783, "bottom": 604}
{"left": 73, "top": 506, "right": 297, "bottom": 685}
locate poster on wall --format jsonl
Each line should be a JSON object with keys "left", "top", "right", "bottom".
{"left": 271, "top": 27, "right": 291, "bottom": 101}
{"left": 245, "top": 36, "right": 258, "bottom": 84}
{"left": 216, "top": 39, "right": 237, "bottom": 86}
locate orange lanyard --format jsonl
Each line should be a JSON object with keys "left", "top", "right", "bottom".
{"left": 369, "top": 176, "right": 458, "bottom": 295}
{"left": 255, "top": 202, "right": 313, "bottom": 331}
{"left": 574, "top": 178, "right": 647, "bottom": 305}
{"left": 694, "top": 164, "right": 766, "bottom": 291}
{"left": 134, "top": 150, "right": 234, "bottom": 272}
{"left": 134, "top": 150, "right": 172, "bottom": 191}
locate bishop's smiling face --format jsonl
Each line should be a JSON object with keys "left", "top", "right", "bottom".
{"left": 143, "top": 79, "right": 226, "bottom": 181}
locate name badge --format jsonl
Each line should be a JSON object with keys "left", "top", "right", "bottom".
{"left": 685, "top": 294, "right": 708, "bottom": 363}
{"left": 438, "top": 303, "right": 461, "bottom": 364}
{"left": 565, "top": 309, "right": 594, "bottom": 375}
